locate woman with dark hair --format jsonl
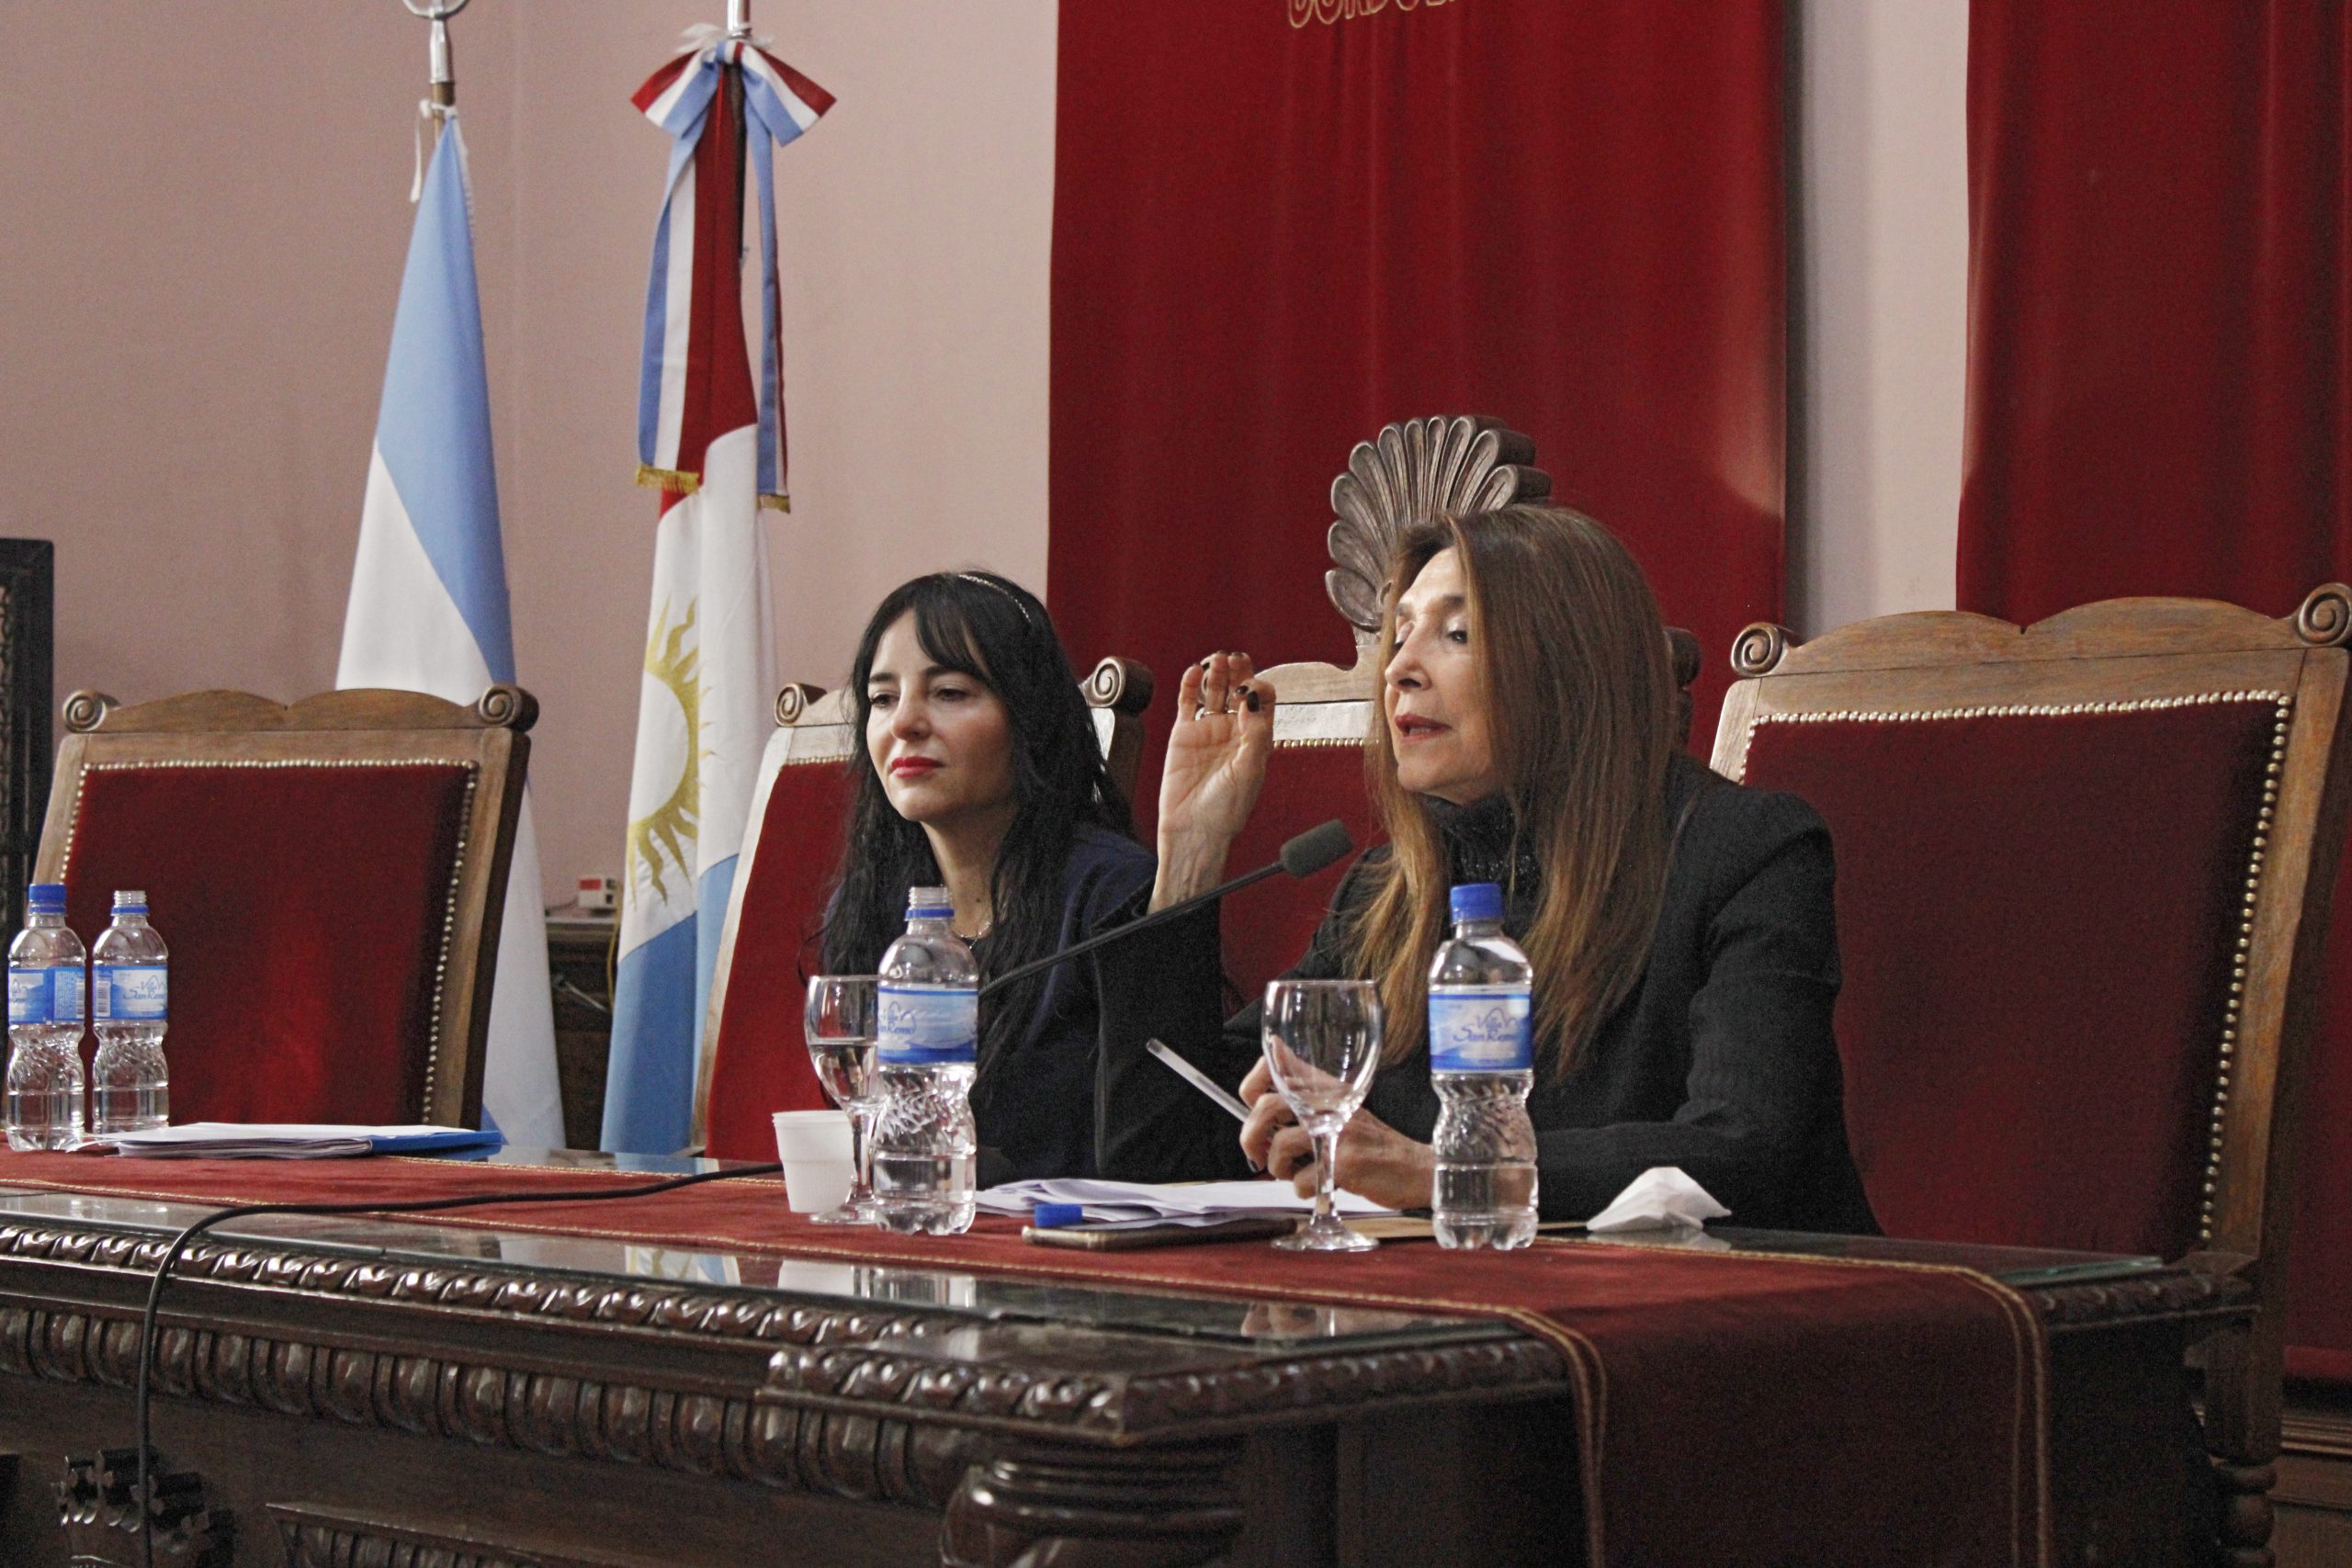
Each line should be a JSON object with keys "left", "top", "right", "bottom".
{"left": 823, "top": 570, "right": 1152, "bottom": 1183}
{"left": 1097, "top": 506, "right": 1876, "bottom": 1232}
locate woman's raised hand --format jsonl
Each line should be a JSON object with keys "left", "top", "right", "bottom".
{"left": 1149, "top": 651, "right": 1276, "bottom": 908}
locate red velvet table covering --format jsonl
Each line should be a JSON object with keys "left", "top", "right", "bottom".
{"left": 0, "top": 1152, "right": 2050, "bottom": 1567}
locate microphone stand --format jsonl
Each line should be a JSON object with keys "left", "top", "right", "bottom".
{"left": 976, "top": 820, "right": 1355, "bottom": 999}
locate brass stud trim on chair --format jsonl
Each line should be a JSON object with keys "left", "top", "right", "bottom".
{"left": 1736, "top": 690, "right": 2293, "bottom": 1246}
{"left": 61, "top": 758, "right": 483, "bottom": 1120}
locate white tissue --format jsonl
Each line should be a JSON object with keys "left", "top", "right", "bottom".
{"left": 1585, "top": 1166, "right": 1731, "bottom": 1234}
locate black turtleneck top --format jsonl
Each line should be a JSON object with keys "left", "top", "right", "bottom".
{"left": 1091, "top": 754, "right": 1878, "bottom": 1233}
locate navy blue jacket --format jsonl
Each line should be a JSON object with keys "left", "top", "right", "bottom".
{"left": 969, "top": 824, "right": 1156, "bottom": 1183}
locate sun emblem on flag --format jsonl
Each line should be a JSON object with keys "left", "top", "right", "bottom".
{"left": 626, "top": 599, "right": 701, "bottom": 906}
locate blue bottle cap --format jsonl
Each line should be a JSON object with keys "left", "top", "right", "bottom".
{"left": 1450, "top": 882, "right": 1503, "bottom": 922}
{"left": 1031, "top": 1202, "right": 1087, "bottom": 1229}
{"left": 26, "top": 883, "right": 64, "bottom": 913}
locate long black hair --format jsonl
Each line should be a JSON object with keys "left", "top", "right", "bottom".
{"left": 819, "top": 570, "right": 1131, "bottom": 1073}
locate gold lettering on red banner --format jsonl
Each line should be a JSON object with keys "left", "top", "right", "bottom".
{"left": 1289, "top": 0, "right": 1454, "bottom": 28}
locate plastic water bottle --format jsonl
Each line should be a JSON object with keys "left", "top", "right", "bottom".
{"left": 6, "top": 883, "right": 87, "bottom": 1150}
{"left": 90, "top": 890, "right": 169, "bottom": 1135}
{"left": 1429, "top": 882, "right": 1539, "bottom": 1249}
{"left": 870, "top": 886, "right": 978, "bottom": 1235}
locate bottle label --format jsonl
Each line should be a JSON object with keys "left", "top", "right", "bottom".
{"left": 877, "top": 983, "right": 978, "bottom": 1065}
{"left": 1429, "top": 984, "right": 1533, "bottom": 1072}
{"left": 8, "top": 968, "right": 83, "bottom": 1027}
{"left": 7, "top": 971, "right": 46, "bottom": 1026}
{"left": 95, "top": 965, "right": 166, "bottom": 1021}
{"left": 52, "top": 969, "right": 84, "bottom": 1024}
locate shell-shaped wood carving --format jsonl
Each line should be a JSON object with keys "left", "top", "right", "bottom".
{"left": 1325, "top": 416, "right": 1552, "bottom": 640}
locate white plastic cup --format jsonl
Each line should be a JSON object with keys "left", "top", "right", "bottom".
{"left": 772, "top": 1110, "right": 855, "bottom": 1214}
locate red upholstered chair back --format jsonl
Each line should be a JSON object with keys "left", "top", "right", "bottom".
{"left": 38, "top": 686, "right": 534, "bottom": 1128}
{"left": 1713, "top": 592, "right": 2352, "bottom": 1478}
{"left": 695, "top": 685, "right": 854, "bottom": 1161}
{"left": 695, "top": 660, "right": 1156, "bottom": 1159}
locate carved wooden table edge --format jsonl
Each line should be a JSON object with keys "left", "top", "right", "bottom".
{"left": 0, "top": 1213, "right": 2259, "bottom": 1568}
{"left": 0, "top": 1216, "right": 1567, "bottom": 1430}
{"left": 2030, "top": 1267, "right": 2255, "bottom": 1332}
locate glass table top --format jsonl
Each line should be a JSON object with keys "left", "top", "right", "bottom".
{"left": 0, "top": 1148, "right": 2169, "bottom": 1354}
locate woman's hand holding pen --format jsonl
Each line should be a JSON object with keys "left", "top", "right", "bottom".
{"left": 1149, "top": 651, "right": 1276, "bottom": 910}
{"left": 1238, "top": 1056, "right": 1435, "bottom": 1213}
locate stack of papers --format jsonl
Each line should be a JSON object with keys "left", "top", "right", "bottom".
{"left": 101, "top": 1122, "right": 504, "bottom": 1160}
{"left": 977, "top": 1178, "right": 1395, "bottom": 1227}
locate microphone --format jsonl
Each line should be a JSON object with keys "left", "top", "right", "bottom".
{"left": 976, "top": 819, "right": 1355, "bottom": 999}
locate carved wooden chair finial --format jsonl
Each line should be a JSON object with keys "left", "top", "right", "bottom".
{"left": 1323, "top": 416, "right": 1552, "bottom": 643}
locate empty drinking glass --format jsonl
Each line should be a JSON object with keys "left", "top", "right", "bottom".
{"left": 1261, "top": 978, "right": 1384, "bottom": 1253}
{"left": 803, "top": 976, "right": 882, "bottom": 1224}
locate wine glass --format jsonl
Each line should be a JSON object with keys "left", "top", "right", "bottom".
{"left": 1261, "top": 978, "right": 1384, "bottom": 1253}
{"left": 803, "top": 976, "right": 881, "bottom": 1224}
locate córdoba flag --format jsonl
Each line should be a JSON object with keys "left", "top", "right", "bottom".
{"left": 337, "top": 113, "right": 566, "bottom": 1150}
{"left": 602, "top": 35, "right": 831, "bottom": 1152}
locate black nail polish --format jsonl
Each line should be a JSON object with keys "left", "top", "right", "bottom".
{"left": 1245, "top": 690, "right": 1261, "bottom": 713}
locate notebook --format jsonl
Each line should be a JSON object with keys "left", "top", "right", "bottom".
{"left": 99, "top": 1122, "right": 504, "bottom": 1160}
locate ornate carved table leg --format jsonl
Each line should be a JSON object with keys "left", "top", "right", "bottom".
{"left": 941, "top": 1439, "right": 1244, "bottom": 1568}
{"left": 2212, "top": 1458, "right": 2276, "bottom": 1568}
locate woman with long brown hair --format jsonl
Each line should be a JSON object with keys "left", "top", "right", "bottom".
{"left": 1095, "top": 505, "right": 1874, "bottom": 1230}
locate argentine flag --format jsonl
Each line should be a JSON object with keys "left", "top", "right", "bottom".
{"left": 601, "top": 37, "right": 829, "bottom": 1154}
{"left": 336, "top": 116, "right": 566, "bottom": 1149}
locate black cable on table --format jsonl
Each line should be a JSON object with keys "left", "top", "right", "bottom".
{"left": 130, "top": 1159, "right": 783, "bottom": 1568}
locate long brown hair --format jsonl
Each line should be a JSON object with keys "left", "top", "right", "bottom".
{"left": 1348, "top": 505, "right": 1677, "bottom": 1078}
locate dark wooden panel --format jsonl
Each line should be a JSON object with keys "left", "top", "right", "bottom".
{"left": 2276, "top": 1393, "right": 2352, "bottom": 1568}
{"left": 0, "top": 1375, "right": 942, "bottom": 1568}
{"left": 548, "top": 908, "right": 616, "bottom": 1147}
{"left": 0, "top": 539, "right": 53, "bottom": 937}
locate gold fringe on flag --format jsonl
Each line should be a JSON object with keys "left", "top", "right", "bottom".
{"left": 634, "top": 462, "right": 702, "bottom": 495}
{"left": 760, "top": 492, "right": 792, "bottom": 513}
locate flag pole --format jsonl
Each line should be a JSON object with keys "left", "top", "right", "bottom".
{"left": 725, "top": 2, "right": 750, "bottom": 256}
{"left": 403, "top": 0, "right": 472, "bottom": 116}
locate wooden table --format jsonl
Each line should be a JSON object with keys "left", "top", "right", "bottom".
{"left": 0, "top": 1153, "right": 2248, "bottom": 1568}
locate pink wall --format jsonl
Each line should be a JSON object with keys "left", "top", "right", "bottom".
{"left": 2, "top": 1, "right": 1058, "bottom": 901}
{"left": 2, "top": 0, "right": 1963, "bottom": 896}
{"left": 1791, "top": 0, "right": 1969, "bottom": 636}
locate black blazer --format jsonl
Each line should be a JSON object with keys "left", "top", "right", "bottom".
{"left": 1092, "top": 755, "right": 1879, "bottom": 1233}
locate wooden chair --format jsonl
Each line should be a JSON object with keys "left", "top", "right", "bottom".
{"left": 694, "top": 659, "right": 1155, "bottom": 1159}
{"left": 1228, "top": 415, "right": 1702, "bottom": 1001}
{"left": 38, "top": 685, "right": 535, "bottom": 1129}
{"left": 1713, "top": 589, "right": 2352, "bottom": 1564}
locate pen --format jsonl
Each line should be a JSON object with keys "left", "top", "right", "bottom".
{"left": 1145, "top": 1038, "right": 1250, "bottom": 1124}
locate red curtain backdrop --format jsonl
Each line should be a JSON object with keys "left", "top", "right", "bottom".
{"left": 1957, "top": 2, "right": 2352, "bottom": 1382}
{"left": 1048, "top": 0, "right": 1788, "bottom": 833}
